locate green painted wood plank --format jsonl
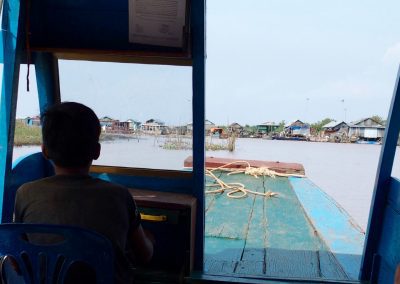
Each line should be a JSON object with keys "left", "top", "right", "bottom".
{"left": 263, "top": 177, "right": 325, "bottom": 251}
{"left": 204, "top": 258, "right": 237, "bottom": 274}
{"left": 205, "top": 237, "right": 244, "bottom": 261}
{"left": 204, "top": 174, "right": 350, "bottom": 281}
{"left": 243, "top": 177, "right": 268, "bottom": 250}
{"left": 235, "top": 260, "right": 264, "bottom": 275}
{"left": 242, "top": 248, "right": 265, "bottom": 262}
{"left": 289, "top": 177, "right": 363, "bottom": 280}
{"left": 319, "top": 251, "right": 349, "bottom": 280}
{"left": 265, "top": 248, "right": 320, "bottom": 278}
{"left": 205, "top": 175, "right": 218, "bottom": 213}
{"left": 240, "top": 176, "right": 268, "bottom": 274}
{"left": 205, "top": 173, "right": 258, "bottom": 240}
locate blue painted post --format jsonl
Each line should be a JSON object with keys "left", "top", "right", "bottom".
{"left": 360, "top": 66, "right": 400, "bottom": 280}
{"left": 0, "top": 0, "right": 22, "bottom": 222}
{"left": 34, "top": 53, "right": 61, "bottom": 113}
{"left": 191, "top": 0, "right": 206, "bottom": 271}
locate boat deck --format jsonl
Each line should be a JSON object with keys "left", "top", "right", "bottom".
{"left": 204, "top": 171, "right": 363, "bottom": 281}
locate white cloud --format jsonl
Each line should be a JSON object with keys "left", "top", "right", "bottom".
{"left": 383, "top": 42, "right": 400, "bottom": 65}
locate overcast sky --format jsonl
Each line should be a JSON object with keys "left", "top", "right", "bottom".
{"left": 15, "top": 0, "right": 400, "bottom": 126}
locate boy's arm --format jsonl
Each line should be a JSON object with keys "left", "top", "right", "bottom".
{"left": 129, "top": 225, "right": 154, "bottom": 264}
{"left": 13, "top": 187, "right": 25, "bottom": 222}
{"left": 126, "top": 191, "right": 154, "bottom": 264}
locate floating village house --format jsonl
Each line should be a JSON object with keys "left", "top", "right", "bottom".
{"left": 111, "top": 120, "right": 131, "bottom": 133}
{"left": 24, "top": 116, "right": 41, "bottom": 127}
{"left": 99, "top": 116, "right": 137, "bottom": 134}
{"left": 228, "top": 122, "right": 243, "bottom": 135}
{"left": 322, "top": 121, "right": 349, "bottom": 136}
{"left": 322, "top": 121, "right": 349, "bottom": 142}
{"left": 186, "top": 119, "right": 214, "bottom": 135}
{"left": 285, "top": 120, "right": 310, "bottom": 137}
{"left": 256, "top": 122, "right": 280, "bottom": 135}
{"left": 99, "top": 116, "right": 114, "bottom": 132}
{"left": 348, "top": 118, "right": 385, "bottom": 141}
{"left": 141, "top": 119, "right": 166, "bottom": 134}
{"left": 126, "top": 119, "right": 141, "bottom": 131}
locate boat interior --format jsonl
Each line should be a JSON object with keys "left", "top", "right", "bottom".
{"left": 0, "top": 0, "right": 399, "bottom": 283}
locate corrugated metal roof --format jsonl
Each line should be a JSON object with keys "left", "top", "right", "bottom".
{"left": 258, "top": 121, "right": 279, "bottom": 126}
{"left": 322, "top": 121, "right": 348, "bottom": 128}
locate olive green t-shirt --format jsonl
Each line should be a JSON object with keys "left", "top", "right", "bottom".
{"left": 14, "top": 175, "right": 141, "bottom": 284}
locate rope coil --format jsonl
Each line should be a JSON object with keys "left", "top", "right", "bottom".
{"left": 205, "top": 161, "right": 305, "bottom": 199}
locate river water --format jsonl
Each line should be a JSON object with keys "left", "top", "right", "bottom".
{"left": 13, "top": 137, "right": 400, "bottom": 231}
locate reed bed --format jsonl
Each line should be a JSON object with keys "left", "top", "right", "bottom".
{"left": 14, "top": 120, "right": 42, "bottom": 146}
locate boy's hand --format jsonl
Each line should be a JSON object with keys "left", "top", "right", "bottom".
{"left": 144, "top": 229, "right": 155, "bottom": 245}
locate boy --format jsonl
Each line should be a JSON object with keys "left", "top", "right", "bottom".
{"left": 14, "top": 102, "right": 153, "bottom": 283}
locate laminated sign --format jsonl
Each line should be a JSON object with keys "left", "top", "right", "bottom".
{"left": 129, "top": 0, "right": 186, "bottom": 47}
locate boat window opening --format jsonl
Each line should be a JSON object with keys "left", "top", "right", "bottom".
{"left": 58, "top": 60, "right": 193, "bottom": 171}
{"left": 13, "top": 65, "right": 42, "bottom": 162}
{"left": 203, "top": 0, "right": 400, "bottom": 281}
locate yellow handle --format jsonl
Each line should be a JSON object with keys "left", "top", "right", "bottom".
{"left": 140, "top": 213, "right": 167, "bottom": 222}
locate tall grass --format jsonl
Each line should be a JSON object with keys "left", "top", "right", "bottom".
{"left": 14, "top": 120, "right": 42, "bottom": 146}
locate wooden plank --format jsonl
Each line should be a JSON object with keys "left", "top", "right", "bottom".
{"left": 91, "top": 165, "right": 192, "bottom": 179}
{"left": 262, "top": 177, "right": 327, "bottom": 279}
{"left": 205, "top": 173, "right": 257, "bottom": 240}
{"left": 205, "top": 175, "right": 218, "bottom": 213}
{"left": 235, "top": 180, "right": 266, "bottom": 275}
{"left": 239, "top": 177, "right": 268, "bottom": 274}
{"left": 128, "top": 188, "right": 196, "bottom": 210}
{"left": 243, "top": 178, "right": 268, "bottom": 250}
{"left": 265, "top": 248, "right": 320, "bottom": 279}
{"left": 53, "top": 51, "right": 192, "bottom": 66}
{"left": 204, "top": 174, "right": 354, "bottom": 281}
{"left": 319, "top": 251, "right": 349, "bottom": 280}
{"left": 264, "top": 177, "right": 323, "bottom": 251}
{"left": 205, "top": 237, "right": 244, "bottom": 262}
{"left": 289, "top": 177, "right": 363, "bottom": 280}
{"left": 235, "top": 260, "right": 264, "bottom": 276}
{"left": 184, "top": 156, "right": 305, "bottom": 175}
{"left": 204, "top": 172, "right": 254, "bottom": 274}
{"left": 204, "top": 258, "right": 237, "bottom": 275}
{"left": 241, "top": 248, "right": 265, "bottom": 263}
{"left": 92, "top": 172, "right": 192, "bottom": 194}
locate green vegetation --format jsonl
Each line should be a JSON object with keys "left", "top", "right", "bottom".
{"left": 275, "top": 120, "right": 285, "bottom": 133}
{"left": 244, "top": 124, "right": 257, "bottom": 134}
{"left": 162, "top": 139, "right": 192, "bottom": 150}
{"left": 14, "top": 120, "right": 42, "bottom": 146}
{"left": 371, "top": 115, "right": 384, "bottom": 125}
{"left": 162, "top": 135, "right": 236, "bottom": 151}
{"left": 311, "top": 118, "right": 334, "bottom": 134}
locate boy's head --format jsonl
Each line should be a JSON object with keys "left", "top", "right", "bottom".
{"left": 41, "top": 102, "right": 101, "bottom": 168}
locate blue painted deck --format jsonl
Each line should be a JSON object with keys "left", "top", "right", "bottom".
{"left": 204, "top": 172, "right": 364, "bottom": 281}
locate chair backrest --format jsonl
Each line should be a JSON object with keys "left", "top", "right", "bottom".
{"left": 0, "top": 223, "right": 114, "bottom": 284}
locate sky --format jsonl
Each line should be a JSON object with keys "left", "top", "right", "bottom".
{"left": 14, "top": 0, "right": 400, "bottom": 126}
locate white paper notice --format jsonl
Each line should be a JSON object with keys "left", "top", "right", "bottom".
{"left": 129, "top": 0, "right": 186, "bottom": 48}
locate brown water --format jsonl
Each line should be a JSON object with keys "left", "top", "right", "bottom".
{"left": 13, "top": 137, "right": 400, "bottom": 230}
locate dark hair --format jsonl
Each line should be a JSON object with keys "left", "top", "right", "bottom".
{"left": 41, "top": 102, "right": 101, "bottom": 167}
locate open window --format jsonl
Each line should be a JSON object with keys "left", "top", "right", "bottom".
{"left": 59, "top": 60, "right": 193, "bottom": 171}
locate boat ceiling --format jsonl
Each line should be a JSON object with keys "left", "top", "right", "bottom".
{"left": 27, "top": 0, "right": 191, "bottom": 65}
